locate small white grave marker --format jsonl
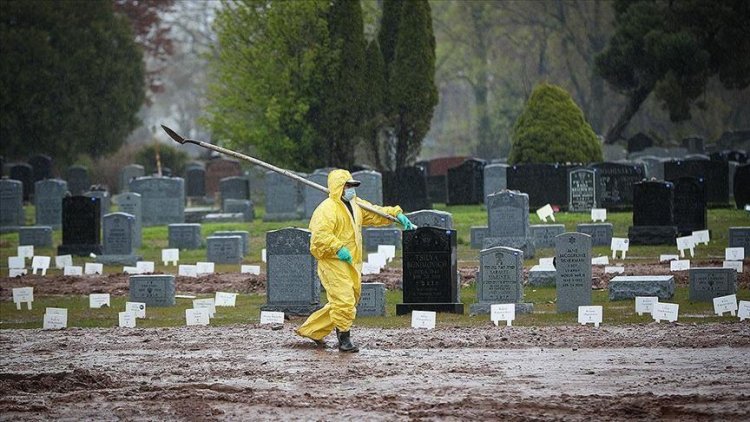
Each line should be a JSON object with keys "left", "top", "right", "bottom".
{"left": 9, "top": 268, "right": 27, "bottom": 277}
{"left": 659, "top": 254, "right": 679, "bottom": 263}
{"left": 89, "top": 293, "right": 111, "bottom": 308}
{"left": 367, "top": 253, "right": 387, "bottom": 269}
{"left": 536, "top": 204, "right": 555, "bottom": 222}
{"left": 652, "top": 302, "right": 679, "bottom": 323}
{"left": 178, "top": 265, "right": 198, "bottom": 278}
{"left": 490, "top": 303, "right": 515, "bottom": 327}
{"left": 185, "top": 308, "right": 210, "bottom": 326}
{"left": 670, "top": 260, "right": 690, "bottom": 272}
{"left": 55, "top": 254, "right": 73, "bottom": 269}
{"left": 362, "top": 262, "right": 381, "bottom": 275}
{"left": 240, "top": 265, "right": 261, "bottom": 275}
{"left": 725, "top": 247, "right": 744, "bottom": 261}
{"left": 692, "top": 230, "right": 710, "bottom": 245}
{"left": 260, "top": 311, "right": 285, "bottom": 325}
{"left": 411, "top": 310, "right": 436, "bottom": 329}
{"left": 610, "top": 237, "right": 629, "bottom": 259}
{"left": 12, "top": 287, "right": 33, "bottom": 310}
{"left": 161, "top": 248, "right": 179, "bottom": 266}
{"left": 578, "top": 306, "right": 603, "bottom": 327}
{"left": 738, "top": 301, "right": 750, "bottom": 321}
{"left": 713, "top": 294, "right": 738, "bottom": 317}
{"left": 378, "top": 245, "right": 396, "bottom": 262}
{"left": 635, "top": 296, "right": 658, "bottom": 316}
{"left": 118, "top": 312, "right": 136, "bottom": 328}
{"left": 123, "top": 266, "right": 138, "bottom": 274}
{"left": 591, "top": 256, "right": 609, "bottom": 266}
{"left": 136, "top": 261, "right": 155, "bottom": 274}
{"left": 723, "top": 260, "right": 743, "bottom": 273}
{"left": 125, "top": 302, "right": 146, "bottom": 318}
{"left": 8, "top": 256, "right": 24, "bottom": 269}
{"left": 196, "top": 262, "right": 214, "bottom": 274}
{"left": 591, "top": 208, "right": 607, "bottom": 222}
{"left": 43, "top": 308, "right": 68, "bottom": 330}
{"left": 192, "top": 298, "right": 216, "bottom": 318}
{"left": 17, "top": 245, "right": 34, "bottom": 259}
{"left": 676, "top": 235, "right": 695, "bottom": 258}
{"left": 63, "top": 265, "right": 83, "bottom": 276}
{"left": 215, "top": 292, "right": 237, "bottom": 307}
{"left": 604, "top": 266, "right": 624, "bottom": 274}
{"left": 539, "top": 257, "right": 555, "bottom": 268}
{"left": 31, "top": 256, "right": 50, "bottom": 276}
{"left": 84, "top": 263, "right": 103, "bottom": 275}
{"left": 261, "top": 249, "right": 267, "bottom": 263}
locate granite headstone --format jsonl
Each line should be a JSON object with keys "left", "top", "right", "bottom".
{"left": 9, "top": 163, "right": 33, "bottom": 201}
{"left": 688, "top": 268, "right": 737, "bottom": 302}
{"left": 206, "top": 235, "right": 243, "bottom": 264}
{"left": 34, "top": 179, "right": 67, "bottom": 229}
{"left": 728, "top": 227, "right": 750, "bottom": 258}
{"left": 357, "top": 282, "right": 386, "bottom": 317}
{"left": 262, "top": 228, "right": 320, "bottom": 315}
{"left": 304, "top": 170, "right": 330, "bottom": 219}
{"left": 576, "top": 223, "right": 613, "bottom": 247}
{"left": 263, "top": 170, "right": 302, "bottom": 221}
{"left": 205, "top": 158, "right": 242, "bottom": 198}
{"left": 119, "top": 164, "right": 144, "bottom": 193}
{"left": 383, "top": 166, "right": 431, "bottom": 212}
{"left": 129, "top": 176, "right": 185, "bottom": 226}
{"left": 470, "top": 246, "right": 533, "bottom": 315}
{"left": 530, "top": 224, "right": 566, "bottom": 249}
{"left": 405, "top": 209, "right": 453, "bottom": 230}
{"left": 590, "top": 162, "right": 646, "bottom": 210}
{"left": 483, "top": 164, "right": 508, "bottom": 205}
{"left": 507, "top": 163, "right": 569, "bottom": 209}
{"left": 609, "top": 275, "right": 675, "bottom": 300}
{"left": 568, "top": 168, "right": 598, "bottom": 212}
{"left": 65, "top": 165, "right": 90, "bottom": 196}
{"left": 629, "top": 180, "right": 677, "bottom": 245}
{"left": 185, "top": 164, "right": 206, "bottom": 197}
{"left": 129, "top": 275, "right": 176, "bottom": 307}
{"left": 168, "top": 223, "right": 202, "bottom": 249}
{"left": 672, "top": 177, "right": 706, "bottom": 235}
{"left": 18, "top": 226, "right": 53, "bottom": 248}
{"left": 0, "top": 179, "right": 25, "bottom": 228}
{"left": 555, "top": 232, "right": 592, "bottom": 313}
{"left": 113, "top": 192, "right": 142, "bottom": 248}
{"left": 363, "top": 228, "right": 401, "bottom": 252}
{"left": 446, "top": 159, "right": 485, "bottom": 205}
{"left": 351, "top": 170, "right": 383, "bottom": 205}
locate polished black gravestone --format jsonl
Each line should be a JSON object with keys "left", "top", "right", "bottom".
{"left": 446, "top": 159, "right": 485, "bottom": 205}
{"left": 568, "top": 168, "right": 598, "bottom": 212}
{"left": 664, "top": 159, "right": 729, "bottom": 207}
{"left": 9, "top": 163, "right": 33, "bottom": 201}
{"left": 397, "top": 227, "right": 463, "bottom": 315}
{"left": 672, "top": 177, "right": 706, "bottom": 236}
{"left": 383, "top": 166, "right": 431, "bottom": 212}
{"left": 507, "top": 163, "right": 569, "bottom": 209}
{"left": 185, "top": 164, "right": 206, "bottom": 197}
{"left": 590, "top": 162, "right": 646, "bottom": 210}
{"left": 734, "top": 164, "right": 750, "bottom": 209}
{"left": 58, "top": 196, "right": 102, "bottom": 256}
{"left": 28, "top": 154, "right": 53, "bottom": 183}
{"left": 628, "top": 180, "right": 677, "bottom": 245}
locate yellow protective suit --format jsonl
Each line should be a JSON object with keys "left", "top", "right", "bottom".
{"left": 296, "top": 169, "right": 402, "bottom": 340}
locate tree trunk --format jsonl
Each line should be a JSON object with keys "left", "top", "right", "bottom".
{"left": 605, "top": 87, "right": 651, "bottom": 144}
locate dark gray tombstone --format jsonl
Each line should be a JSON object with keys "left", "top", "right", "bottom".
{"left": 405, "top": 209, "right": 453, "bottom": 230}
{"left": 609, "top": 275, "right": 675, "bottom": 301}
{"left": 688, "top": 268, "right": 737, "bottom": 302}
{"left": 0, "top": 179, "right": 25, "bottom": 229}
{"left": 34, "top": 179, "right": 67, "bottom": 229}
{"left": 65, "top": 165, "right": 90, "bottom": 196}
{"left": 263, "top": 170, "right": 302, "bottom": 221}
{"left": 98, "top": 212, "right": 140, "bottom": 265}
{"left": 168, "top": 223, "right": 202, "bottom": 249}
{"left": 351, "top": 170, "right": 383, "bottom": 205}
{"left": 129, "top": 275, "right": 176, "bottom": 307}
{"left": 206, "top": 235, "right": 243, "bottom": 264}
{"left": 426, "top": 175, "right": 447, "bottom": 204}
{"left": 383, "top": 166, "right": 431, "bottom": 212}
{"left": 262, "top": 228, "right": 320, "bottom": 315}
{"left": 628, "top": 180, "right": 677, "bottom": 245}
{"left": 530, "top": 224, "right": 565, "bottom": 249}
{"left": 664, "top": 159, "right": 729, "bottom": 207}
{"left": 58, "top": 196, "right": 101, "bottom": 256}
{"left": 576, "top": 223, "right": 613, "bottom": 246}
{"left": 223, "top": 199, "right": 254, "bottom": 221}
{"left": 627, "top": 133, "right": 654, "bottom": 154}
{"left": 568, "top": 168, "right": 598, "bottom": 212}
{"left": 113, "top": 192, "right": 142, "bottom": 248}
{"left": 554, "top": 232, "right": 592, "bottom": 313}
{"left": 83, "top": 189, "right": 110, "bottom": 221}
{"left": 483, "top": 164, "right": 508, "bottom": 205}
{"left": 363, "top": 227, "right": 401, "bottom": 252}
{"left": 205, "top": 158, "right": 242, "bottom": 198}
{"left": 28, "top": 154, "right": 53, "bottom": 184}
{"left": 9, "top": 163, "right": 33, "bottom": 201}
{"left": 590, "top": 162, "right": 646, "bottom": 210}
{"left": 734, "top": 164, "right": 750, "bottom": 209}
{"left": 484, "top": 190, "right": 534, "bottom": 258}
{"left": 397, "top": 227, "right": 463, "bottom": 315}
{"left": 303, "top": 170, "right": 330, "bottom": 219}
{"left": 446, "top": 159, "right": 485, "bottom": 205}
{"left": 470, "top": 226, "right": 489, "bottom": 249}
{"left": 357, "top": 282, "right": 386, "bottom": 317}
{"left": 119, "top": 164, "right": 145, "bottom": 193}
{"left": 18, "top": 226, "right": 53, "bottom": 248}
{"left": 219, "top": 176, "right": 250, "bottom": 206}
{"left": 185, "top": 164, "right": 206, "bottom": 197}
{"left": 507, "top": 164, "right": 569, "bottom": 209}
{"left": 728, "top": 227, "right": 750, "bottom": 258}
{"left": 129, "top": 176, "right": 185, "bottom": 226}
{"left": 636, "top": 156, "right": 665, "bottom": 181}
{"left": 212, "top": 230, "right": 250, "bottom": 256}
{"left": 672, "top": 177, "right": 706, "bottom": 236}
{"left": 470, "top": 246, "right": 533, "bottom": 315}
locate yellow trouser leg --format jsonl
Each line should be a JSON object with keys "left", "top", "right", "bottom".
{"left": 297, "top": 262, "right": 359, "bottom": 340}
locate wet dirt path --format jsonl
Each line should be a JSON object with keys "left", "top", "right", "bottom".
{"left": 1, "top": 324, "right": 749, "bottom": 420}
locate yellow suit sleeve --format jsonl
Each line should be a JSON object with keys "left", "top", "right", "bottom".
{"left": 309, "top": 201, "right": 345, "bottom": 260}
{"left": 358, "top": 198, "right": 403, "bottom": 227}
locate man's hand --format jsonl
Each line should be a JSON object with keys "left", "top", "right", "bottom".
{"left": 337, "top": 246, "right": 353, "bottom": 264}
{"left": 397, "top": 213, "right": 416, "bottom": 230}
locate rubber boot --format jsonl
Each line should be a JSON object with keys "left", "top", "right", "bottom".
{"left": 336, "top": 328, "right": 359, "bottom": 353}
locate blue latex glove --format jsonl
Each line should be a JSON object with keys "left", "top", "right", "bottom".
{"left": 397, "top": 213, "right": 416, "bottom": 230}
{"left": 336, "top": 246, "right": 353, "bottom": 264}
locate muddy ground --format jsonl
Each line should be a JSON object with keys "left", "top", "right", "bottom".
{"left": 1, "top": 324, "right": 749, "bottom": 420}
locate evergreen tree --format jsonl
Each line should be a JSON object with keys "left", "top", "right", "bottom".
{"left": 378, "top": 0, "right": 402, "bottom": 72}
{"left": 362, "top": 39, "right": 388, "bottom": 171}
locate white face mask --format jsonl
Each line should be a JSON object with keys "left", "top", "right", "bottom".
{"left": 342, "top": 187, "right": 356, "bottom": 202}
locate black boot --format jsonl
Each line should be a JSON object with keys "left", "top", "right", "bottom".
{"left": 336, "top": 328, "right": 359, "bottom": 353}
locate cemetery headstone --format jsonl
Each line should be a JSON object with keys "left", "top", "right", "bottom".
{"left": 58, "top": 196, "right": 101, "bottom": 256}
{"left": 507, "top": 163, "right": 569, "bottom": 209}
{"left": 262, "top": 228, "right": 320, "bottom": 315}
{"left": 734, "top": 164, "right": 750, "bottom": 209}
{"left": 10, "top": 163, "right": 33, "bottom": 201}
{"left": 219, "top": 176, "right": 250, "bottom": 207}
{"left": 470, "top": 226, "right": 489, "bottom": 249}
{"left": 627, "top": 132, "right": 654, "bottom": 154}
{"left": 628, "top": 180, "right": 677, "bottom": 245}
{"left": 728, "top": 227, "right": 750, "bottom": 258}
{"left": 185, "top": 163, "right": 206, "bottom": 197}
{"left": 28, "top": 154, "right": 53, "bottom": 183}
{"left": 168, "top": 223, "right": 202, "bottom": 249}
{"left": 357, "top": 282, "right": 386, "bottom": 317}
{"left": 688, "top": 268, "right": 737, "bottom": 302}
{"left": 530, "top": 224, "right": 565, "bottom": 249}
{"left": 263, "top": 170, "right": 303, "bottom": 221}
{"left": 397, "top": 227, "right": 463, "bottom": 315}
{"left": 664, "top": 159, "right": 729, "bottom": 207}
{"left": 206, "top": 235, "right": 242, "bottom": 264}
{"left": 483, "top": 164, "right": 508, "bottom": 204}
{"left": 351, "top": 170, "right": 383, "bottom": 205}
{"left": 405, "top": 209, "right": 453, "bottom": 230}
{"left": 576, "top": 223, "right": 613, "bottom": 247}
{"left": 129, "top": 274, "right": 176, "bottom": 307}
{"left": 590, "top": 162, "right": 646, "bottom": 210}
{"left": 65, "top": 165, "right": 90, "bottom": 196}
{"left": 426, "top": 175, "right": 447, "bottom": 204}
{"left": 0, "top": 179, "right": 25, "bottom": 229}
{"left": 363, "top": 227, "right": 401, "bottom": 252}
{"left": 129, "top": 176, "right": 185, "bottom": 226}
{"left": 113, "top": 192, "right": 142, "bottom": 248}
{"left": 119, "top": 164, "right": 144, "bottom": 192}
{"left": 205, "top": 158, "right": 242, "bottom": 198}
{"left": 223, "top": 199, "right": 254, "bottom": 221}
{"left": 98, "top": 212, "right": 140, "bottom": 265}
{"left": 470, "top": 246, "right": 533, "bottom": 315}
{"left": 18, "top": 226, "right": 53, "bottom": 248}
{"left": 608, "top": 275, "right": 675, "bottom": 300}
{"left": 555, "top": 232, "right": 592, "bottom": 313}
{"left": 383, "top": 166, "right": 431, "bottom": 212}
{"left": 672, "top": 177, "right": 706, "bottom": 235}
{"left": 484, "top": 190, "right": 534, "bottom": 258}
{"left": 568, "top": 168, "right": 598, "bottom": 212}
{"left": 84, "top": 189, "right": 111, "bottom": 220}
{"left": 212, "top": 230, "right": 250, "bottom": 256}
{"left": 303, "top": 170, "right": 330, "bottom": 219}
{"left": 635, "top": 156, "right": 665, "bottom": 181}
{"left": 446, "top": 159, "right": 485, "bottom": 205}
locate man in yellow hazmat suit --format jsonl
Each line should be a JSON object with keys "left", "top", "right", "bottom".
{"left": 296, "top": 169, "right": 415, "bottom": 352}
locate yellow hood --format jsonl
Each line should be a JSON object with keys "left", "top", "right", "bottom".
{"left": 327, "top": 169, "right": 352, "bottom": 202}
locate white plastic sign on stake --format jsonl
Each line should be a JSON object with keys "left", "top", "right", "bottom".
{"left": 739, "top": 301, "right": 750, "bottom": 321}
{"left": 591, "top": 208, "right": 607, "bottom": 222}
{"left": 196, "top": 262, "right": 214, "bottom": 274}
{"left": 43, "top": 308, "right": 68, "bottom": 330}
{"left": 192, "top": 298, "right": 216, "bottom": 318}
{"left": 670, "top": 260, "right": 690, "bottom": 272}
{"left": 55, "top": 254, "right": 73, "bottom": 269}
{"left": 725, "top": 247, "right": 744, "bottom": 261}
{"left": 539, "top": 257, "right": 555, "bottom": 268}
{"left": 652, "top": 302, "right": 679, "bottom": 323}
{"left": 118, "top": 312, "right": 136, "bottom": 328}
{"left": 215, "top": 292, "right": 237, "bottom": 307}
{"left": 8, "top": 256, "right": 24, "bottom": 269}
{"left": 490, "top": 304, "right": 515, "bottom": 327}
{"left": 713, "top": 294, "right": 738, "bottom": 317}
{"left": 136, "top": 261, "right": 155, "bottom": 274}
{"left": 261, "top": 249, "right": 267, "bottom": 263}
{"left": 367, "top": 253, "right": 388, "bottom": 269}
{"left": 635, "top": 296, "right": 658, "bottom": 316}
{"left": 240, "top": 265, "right": 261, "bottom": 275}
{"left": 89, "top": 293, "right": 111, "bottom": 308}
{"left": 676, "top": 235, "right": 695, "bottom": 258}
{"left": 411, "top": 310, "right": 436, "bottom": 329}
{"left": 17, "top": 245, "right": 34, "bottom": 259}
{"left": 610, "top": 237, "right": 629, "bottom": 259}
{"left": 362, "top": 262, "right": 381, "bottom": 275}
{"left": 161, "top": 248, "right": 179, "bottom": 266}
{"left": 604, "top": 266, "right": 624, "bottom": 274}
{"left": 9, "top": 268, "right": 27, "bottom": 277}
{"left": 692, "top": 230, "right": 710, "bottom": 245}
{"left": 125, "top": 302, "right": 146, "bottom": 319}
{"left": 12, "top": 287, "right": 33, "bottom": 310}
{"left": 63, "top": 266, "right": 83, "bottom": 276}
{"left": 591, "top": 256, "right": 609, "bottom": 266}
{"left": 185, "top": 309, "right": 210, "bottom": 326}
{"left": 659, "top": 254, "right": 679, "bottom": 263}
{"left": 178, "top": 265, "right": 198, "bottom": 278}
{"left": 31, "top": 256, "right": 51, "bottom": 276}
{"left": 84, "top": 263, "right": 103, "bottom": 275}
{"left": 260, "top": 311, "right": 285, "bottom": 325}
{"left": 578, "top": 306, "right": 603, "bottom": 327}
{"left": 723, "top": 260, "right": 743, "bottom": 273}
{"left": 378, "top": 245, "right": 396, "bottom": 262}
{"left": 123, "top": 266, "right": 138, "bottom": 274}
{"left": 536, "top": 204, "right": 555, "bottom": 222}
